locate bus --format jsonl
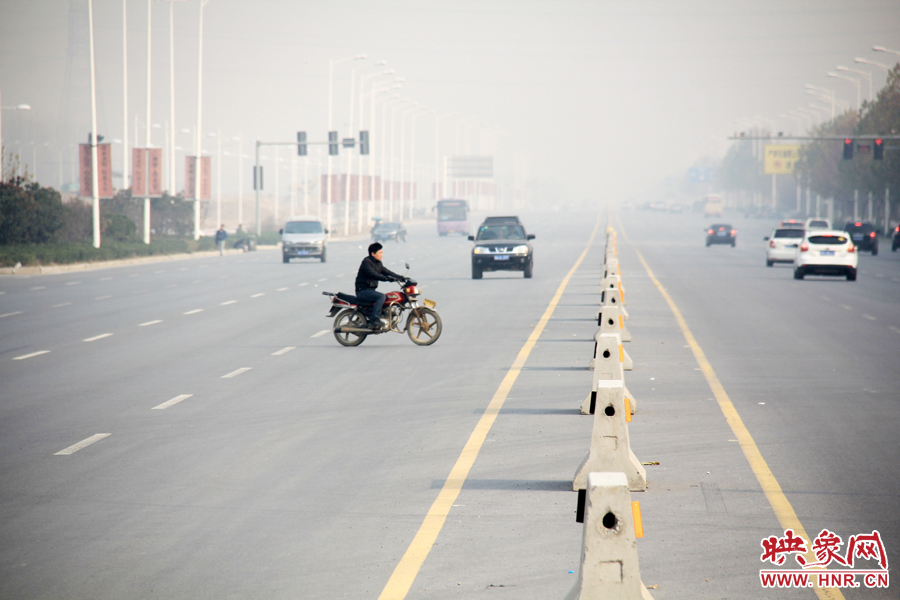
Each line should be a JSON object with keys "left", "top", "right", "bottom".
{"left": 704, "top": 194, "right": 723, "bottom": 217}
{"left": 435, "top": 199, "right": 469, "bottom": 236}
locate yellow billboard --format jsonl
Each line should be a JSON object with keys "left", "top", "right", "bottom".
{"left": 764, "top": 145, "right": 800, "bottom": 174}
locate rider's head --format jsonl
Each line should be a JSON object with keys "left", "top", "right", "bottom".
{"left": 368, "top": 242, "right": 383, "bottom": 260}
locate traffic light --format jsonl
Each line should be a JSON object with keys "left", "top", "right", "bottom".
{"left": 328, "top": 131, "right": 339, "bottom": 156}
{"left": 874, "top": 138, "right": 884, "bottom": 160}
{"left": 297, "top": 131, "right": 307, "bottom": 156}
{"left": 843, "top": 138, "right": 854, "bottom": 160}
{"left": 359, "top": 130, "right": 369, "bottom": 155}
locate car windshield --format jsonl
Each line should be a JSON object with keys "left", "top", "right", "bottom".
{"left": 285, "top": 221, "right": 323, "bottom": 234}
{"left": 438, "top": 206, "right": 466, "bottom": 221}
{"left": 477, "top": 224, "right": 526, "bottom": 240}
{"left": 710, "top": 224, "right": 731, "bottom": 230}
{"left": 845, "top": 223, "right": 874, "bottom": 233}
{"left": 807, "top": 221, "right": 829, "bottom": 228}
{"left": 809, "top": 235, "right": 848, "bottom": 245}
{"left": 773, "top": 229, "right": 805, "bottom": 238}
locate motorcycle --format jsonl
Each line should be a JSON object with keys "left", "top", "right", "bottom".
{"left": 323, "top": 264, "right": 441, "bottom": 347}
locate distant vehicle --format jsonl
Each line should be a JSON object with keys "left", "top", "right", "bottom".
{"left": 704, "top": 195, "right": 723, "bottom": 217}
{"left": 805, "top": 218, "right": 831, "bottom": 230}
{"left": 468, "top": 218, "right": 535, "bottom": 279}
{"left": 893, "top": 224, "right": 900, "bottom": 252}
{"left": 779, "top": 219, "right": 805, "bottom": 229}
{"left": 280, "top": 217, "right": 327, "bottom": 263}
{"left": 843, "top": 221, "right": 878, "bottom": 255}
{"left": 794, "top": 230, "right": 858, "bottom": 281}
{"left": 372, "top": 221, "right": 407, "bottom": 243}
{"left": 435, "top": 199, "right": 468, "bottom": 236}
{"left": 706, "top": 224, "right": 736, "bottom": 247}
{"left": 669, "top": 203, "right": 684, "bottom": 213}
{"left": 764, "top": 228, "right": 805, "bottom": 266}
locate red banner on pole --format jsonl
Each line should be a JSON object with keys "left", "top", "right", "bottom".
{"left": 80, "top": 144, "right": 114, "bottom": 198}
{"left": 148, "top": 148, "right": 163, "bottom": 196}
{"left": 132, "top": 148, "right": 147, "bottom": 196}
{"left": 185, "top": 156, "right": 211, "bottom": 200}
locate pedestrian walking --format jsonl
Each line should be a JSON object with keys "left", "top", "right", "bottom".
{"left": 215, "top": 224, "right": 228, "bottom": 256}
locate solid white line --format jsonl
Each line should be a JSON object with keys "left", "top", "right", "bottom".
{"left": 222, "top": 367, "right": 252, "bottom": 378}
{"left": 54, "top": 433, "right": 110, "bottom": 455}
{"left": 272, "top": 346, "right": 296, "bottom": 355}
{"left": 220, "top": 300, "right": 237, "bottom": 305}
{"left": 152, "top": 394, "right": 193, "bottom": 410}
{"left": 83, "top": 333, "right": 113, "bottom": 342}
{"left": 251, "top": 293, "right": 265, "bottom": 298}
{"left": 0, "top": 311, "right": 22, "bottom": 318}
{"left": 139, "top": 320, "right": 163, "bottom": 327}
{"left": 298, "top": 282, "right": 308, "bottom": 286}
{"left": 13, "top": 350, "right": 50, "bottom": 360}
{"left": 276, "top": 287, "right": 288, "bottom": 292}
{"left": 862, "top": 314, "right": 877, "bottom": 321}
{"left": 184, "top": 309, "right": 204, "bottom": 315}
{"left": 311, "top": 330, "right": 330, "bottom": 338}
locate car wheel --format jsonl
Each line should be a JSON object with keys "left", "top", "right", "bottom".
{"left": 766, "top": 259, "right": 774, "bottom": 267}
{"left": 705, "top": 240, "right": 711, "bottom": 247}
{"left": 846, "top": 268, "right": 857, "bottom": 281}
{"left": 793, "top": 267, "right": 804, "bottom": 280}
{"left": 283, "top": 254, "right": 290, "bottom": 264}
{"left": 320, "top": 248, "right": 327, "bottom": 263}
{"left": 731, "top": 241, "right": 736, "bottom": 247}
{"left": 472, "top": 265, "right": 482, "bottom": 279}
{"left": 872, "top": 245, "right": 878, "bottom": 256}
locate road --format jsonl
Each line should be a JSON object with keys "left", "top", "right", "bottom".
{"left": 0, "top": 208, "right": 897, "bottom": 599}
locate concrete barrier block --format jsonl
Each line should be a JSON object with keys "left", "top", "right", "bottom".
{"left": 595, "top": 306, "right": 631, "bottom": 342}
{"left": 566, "top": 472, "right": 654, "bottom": 600}
{"left": 623, "top": 346, "right": 633, "bottom": 371}
{"left": 574, "top": 382, "right": 647, "bottom": 492}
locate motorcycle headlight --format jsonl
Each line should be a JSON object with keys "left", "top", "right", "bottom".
{"left": 512, "top": 245, "right": 528, "bottom": 254}
{"left": 473, "top": 247, "right": 490, "bottom": 254}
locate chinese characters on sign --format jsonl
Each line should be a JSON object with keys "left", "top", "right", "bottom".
{"left": 759, "top": 529, "right": 889, "bottom": 589}
{"left": 132, "top": 148, "right": 163, "bottom": 197}
{"left": 79, "top": 143, "right": 114, "bottom": 199}
{"left": 764, "top": 145, "right": 800, "bottom": 175}
{"left": 184, "top": 156, "right": 211, "bottom": 200}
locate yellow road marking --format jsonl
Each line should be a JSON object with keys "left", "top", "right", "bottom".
{"left": 617, "top": 218, "right": 844, "bottom": 600}
{"left": 376, "top": 214, "right": 602, "bottom": 600}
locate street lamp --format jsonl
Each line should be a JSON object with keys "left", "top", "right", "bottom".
{"left": 804, "top": 85, "right": 838, "bottom": 118}
{"left": 231, "top": 134, "right": 244, "bottom": 227}
{"left": 872, "top": 45, "right": 900, "bottom": 57}
{"left": 193, "top": 0, "right": 213, "bottom": 240}
{"left": 854, "top": 57, "right": 891, "bottom": 73}
{"left": 827, "top": 72, "right": 861, "bottom": 110}
{"left": 836, "top": 66, "right": 872, "bottom": 102}
{"left": 434, "top": 113, "right": 456, "bottom": 202}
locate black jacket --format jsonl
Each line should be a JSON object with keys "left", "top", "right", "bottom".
{"left": 355, "top": 255, "right": 402, "bottom": 293}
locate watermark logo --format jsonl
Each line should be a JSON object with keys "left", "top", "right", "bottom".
{"left": 759, "top": 529, "right": 889, "bottom": 589}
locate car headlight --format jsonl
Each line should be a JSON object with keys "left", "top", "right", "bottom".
{"left": 473, "top": 247, "right": 489, "bottom": 254}
{"left": 512, "top": 245, "right": 528, "bottom": 254}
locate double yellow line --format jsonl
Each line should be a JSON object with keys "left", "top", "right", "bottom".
{"left": 377, "top": 214, "right": 602, "bottom": 599}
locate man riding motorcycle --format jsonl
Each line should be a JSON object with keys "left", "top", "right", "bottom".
{"left": 355, "top": 242, "right": 404, "bottom": 329}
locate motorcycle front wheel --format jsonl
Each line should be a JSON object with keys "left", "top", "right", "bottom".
{"left": 406, "top": 307, "right": 442, "bottom": 346}
{"left": 334, "top": 309, "right": 368, "bottom": 346}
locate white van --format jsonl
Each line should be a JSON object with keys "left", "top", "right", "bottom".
{"left": 280, "top": 217, "right": 328, "bottom": 263}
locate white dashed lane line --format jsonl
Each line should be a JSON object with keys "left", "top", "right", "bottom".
{"left": 890, "top": 326, "right": 900, "bottom": 335}
{"left": 251, "top": 293, "right": 265, "bottom": 298}
{"left": 83, "top": 333, "right": 113, "bottom": 342}
{"left": 152, "top": 394, "right": 193, "bottom": 410}
{"left": 272, "top": 347, "right": 296, "bottom": 355}
{"left": 840, "top": 304, "right": 853, "bottom": 310}
{"left": 862, "top": 314, "right": 877, "bottom": 321}
{"left": 298, "top": 282, "right": 308, "bottom": 287}
{"left": 65, "top": 281, "right": 81, "bottom": 286}
{"left": 139, "top": 320, "right": 163, "bottom": 327}
{"left": 54, "top": 433, "right": 110, "bottom": 455}
{"left": 311, "top": 330, "right": 329, "bottom": 338}
{"left": 13, "top": 350, "right": 51, "bottom": 360}
{"left": 30, "top": 286, "right": 45, "bottom": 290}
{"left": 222, "top": 367, "right": 252, "bottom": 378}
{"left": 317, "top": 278, "right": 328, "bottom": 282}
{"left": 276, "top": 287, "right": 288, "bottom": 292}
{"left": 220, "top": 300, "right": 237, "bottom": 305}
{"left": 0, "top": 311, "right": 22, "bottom": 318}
{"left": 184, "top": 309, "right": 204, "bottom": 315}
{"left": 52, "top": 303, "right": 71, "bottom": 308}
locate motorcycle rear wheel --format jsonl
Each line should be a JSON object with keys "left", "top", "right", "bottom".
{"left": 407, "top": 307, "right": 442, "bottom": 346}
{"left": 334, "top": 309, "right": 368, "bottom": 346}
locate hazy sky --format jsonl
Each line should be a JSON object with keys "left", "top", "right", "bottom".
{"left": 1, "top": 0, "right": 898, "bottom": 204}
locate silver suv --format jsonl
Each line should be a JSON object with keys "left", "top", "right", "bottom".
{"left": 280, "top": 218, "right": 328, "bottom": 263}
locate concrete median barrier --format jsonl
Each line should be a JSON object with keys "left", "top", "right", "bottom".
{"left": 574, "top": 380, "right": 647, "bottom": 492}
{"left": 566, "top": 472, "right": 653, "bottom": 600}
{"left": 583, "top": 333, "right": 636, "bottom": 415}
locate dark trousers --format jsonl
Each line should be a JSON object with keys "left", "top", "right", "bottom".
{"left": 356, "top": 289, "right": 385, "bottom": 323}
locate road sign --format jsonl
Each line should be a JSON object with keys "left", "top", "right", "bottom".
{"left": 764, "top": 145, "right": 800, "bottom": 174}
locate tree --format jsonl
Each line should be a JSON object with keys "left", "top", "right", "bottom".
{"left": 0, "top": 177, "right": 66, "bottom": 244}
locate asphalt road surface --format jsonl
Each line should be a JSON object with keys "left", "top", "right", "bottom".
{"left": 1, "top": 208, "right": 897, "bottom": 599}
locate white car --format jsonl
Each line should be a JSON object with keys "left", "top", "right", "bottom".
{"left": 805, "top": 217, "right": 832, "bottom": 230}
{"left": 280, "top": 217, "right": 328, "bottom": 263}
{"left": 764, "top": 228, "right": 805, "bottom": 266}
{"left": 793, "top": 230, "right": 858, "bottom": 281}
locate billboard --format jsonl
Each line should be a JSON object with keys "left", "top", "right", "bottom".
{"left": 764, "top": 145, "right": 800, "bottom": 174}
{"left": 79, "top": 143, "right": 114, "bottom": 198}
{"left": 184, "top": 156, "right": 211, "bottom": 200}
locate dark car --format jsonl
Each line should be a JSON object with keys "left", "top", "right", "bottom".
{"left": 481, "top": 216, "right": 522, "bottom": 225}
{"left": 468, "top": 219, "right": 535, "bottom": 279}
{"left": 372, "top": 222, "right": 407, "bottom": 243}
{"left": 706, "top": 224, "right": 736, "bottom": 247}
{"left": 844, "top": 221, "right": 878, "bottom": 255}
{"left": 893, "top": 224, "right": 900, "bottom": 252}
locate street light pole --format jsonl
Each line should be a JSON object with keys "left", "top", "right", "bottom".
{"left": 408, "top": 109, "right": 434, "bottom": 220}
{"left": 837, "top": 66, "right": 872, "bottom": 102}
{"left": 327, "top": 53, "right": 366, "bottom": 236}
{"left": 88, "top": 0, "right": 101, "bottom": 248}
{"left": 827, "top": 72, "right": 861, "bottom": 111}
{"left": 194, "top": 0, "right": 211, "bottom": 239}
{"left": 434, "top": 113, "right": 454, "bottom": 202}
{"left": 122, "top": 0, "right": 128, "bottom": 190}
{"left": 143, "top": 0, "right": 153, "bottom": 244}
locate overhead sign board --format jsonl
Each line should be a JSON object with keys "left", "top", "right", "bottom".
{"left": 764, "top": 145, "right": 800, "bottom": 175}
